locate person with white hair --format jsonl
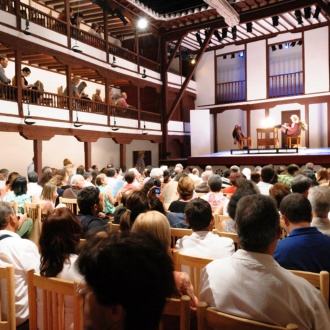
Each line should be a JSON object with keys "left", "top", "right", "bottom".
{"left": 150, "top": 168, "right": 164, "bottom": 181}
{"left": 62, "top": 174, "right": 85, "bottom": 198}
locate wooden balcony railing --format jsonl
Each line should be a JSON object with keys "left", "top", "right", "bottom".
{"left": 269, "top": 72, "right": 303, "bottom": 98}
{"left": 216, "top": 80, "right": 246, "bottom": 104}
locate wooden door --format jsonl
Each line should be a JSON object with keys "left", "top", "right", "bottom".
{"left": 281, "top": 110, "right": 300, "bottom": 147}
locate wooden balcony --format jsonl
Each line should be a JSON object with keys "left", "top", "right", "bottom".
{"left": 216, "top": 80, "right": 246, "bottom": 104}
{"left": 269, "top": 71, "right": 303, "bottom": 98}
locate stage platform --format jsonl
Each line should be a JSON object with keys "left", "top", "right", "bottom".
{"left": 187, "top": 148, "right": 330, "bottom": 167}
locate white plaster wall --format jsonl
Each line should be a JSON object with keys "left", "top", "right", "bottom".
{"left": 309, "top": 103, "right": 327, "bottom": 148}
{"left": 91, "top": 138, "right": 120, "bottom": 168}
{"left": 304, "top": 27, "right": 329, "bottom": 94}
{"left": 217, "top": 109, "right": 246, "bottom": 151}
{"left": 126, "top": 140, "right": 159, "bottom": 168}
{"left": 250, "top": 109, "right": 266, "bottom": 148}
{"left": 190, "top": 109, "right": 214, "bottom": 156}
{"left": 195, "top": 51, "right": 215, "bottom": 107}
{"left": 246, "top": 40, "right": 267, "bottom": 100}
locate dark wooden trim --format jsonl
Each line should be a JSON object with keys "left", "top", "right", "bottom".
{"left": 34, "top": 139, "right": 42, "bottom": 178}
{"left": 84, "top": 142, "right": 91, "bottom": 170}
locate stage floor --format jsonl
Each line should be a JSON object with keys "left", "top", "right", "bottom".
{"left": 187, "top": 148, "right": 330, "bottom": 167}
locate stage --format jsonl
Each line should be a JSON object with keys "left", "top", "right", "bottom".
{"left": 187, "top": 148, "right": 330, "bottom": 167}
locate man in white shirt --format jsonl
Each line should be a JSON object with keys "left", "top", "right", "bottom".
{"left": 0, "top": 202, "right": 40, "bottom": 328}
{"left": 26, "top": 171, "right": 42, "bottom": 200}
{"left": 257, "top": 165, "right": 274, "bottom": 195}
{"left": 175, "top": 198, "right": 234, "bottom": 259}
{"left": 200, "top": 195, "right": 330, "bottom": 330}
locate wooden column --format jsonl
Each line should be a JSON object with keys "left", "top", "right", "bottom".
{"left": 84, "top": 142, "right": 91, "bottom": 170}
{"left": 120, "top": 143, "right": 126, "bottom": 167}
{"left": 33, "top": 139, "right": 42, "bottom": 177}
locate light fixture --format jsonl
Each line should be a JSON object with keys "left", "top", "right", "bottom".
{"left": 223, "top": 55, "right": 227, "bottom": 59}
{"left": 313, "top": 6, "right": 320, "bottom": 19}
{"left": 246, "top": 22, "right": 253, "bottom": 33}
{"left": 137, "top": 17, "right": 148, "bottom": 29}
{"left": 214, "top": 30, "right": 222, "bottom": 42}
{"left": 190, "top": 55, "right": 196, "bottom": 65}
{"left": 272, "top": 16, "right": 279, "bottom": 27}
{"left": 142, "top": 121, "right": 148, "bottom": 135}
{"left": 239, "top": 51, "right": 244, "bottom": 58}
{"left": 222, "top": 28, "right": 228, "bottom": 38}
{"left": 72, "top": 45, "right": 82, "bottom": 53}
{"left": 73, "top": 109, "right": 82, "bottom": 127}
{"left": 271, "top": 45, "right": 277, "bottom": 51}
{"left": 284, "top": 43, "right": 290, "bottom": 49}
{"left": 279, "top": 44, "right": 283, "bottom": 50}
{"left": 115, "top": 8, "right": 128, "bottom": 25}
{"left": 23, "top": 20, "right": 31, "bottom": 35}
{"left": 141, "top": 68, "right": 147, "bottom": 79}
{"left": 290, "top": 41, "right": 296, "bottom": 47}
{"left": 231, "top": 26, "right": 237, "bottom": 40}
{"left": 304, "top": 7, "right": 311, "bottom": 19}
{"left": 195, "top": 32, "right": 203, "bottom": 47}
{"left": 297, "top": 40, "right": 303, "bottom": 46}
{"left": 295, "top": 10, "right": 303, "bottom": 25}
{"left": 203, "top": 0, "right": 239, "bottom": 27}
{"left": 24, "top": 102, "right": 36, "bottom": 125}
{"left": 111, "top": 56, "right": 117, "bottom": 68}
{"left": 112, "top": 118, "right": 119, "bottom": 131}
{"left": 231, "top": 53, "right": 235, "bottom": 59}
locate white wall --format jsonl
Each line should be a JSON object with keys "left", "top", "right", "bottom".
{"left": 126, "top": 140, "right": 159, "bottom": 168}
{"left": 304, "top": 27, "right": 329, "bottom": 94}
{"left": 309, "top": 103, "right": 327, "bottom": 148}
{"left": 91, "top": 138, "right": 120, "bottom": 169}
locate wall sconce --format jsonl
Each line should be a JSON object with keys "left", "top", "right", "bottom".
{"left": 24, "top": 103, "right": 36, "bottom": 125}
{"left": 142, "top": 121, "right": 148, "bottom": 135}
{"left": 141, "top": 68, "right": 147, "bottom": 79}
{"left": 23, "top": 20, "right": 31, "bottom": 35}
{"left": 74, "top": 110, "right": 82, "bottom": 127}
{"left": 112, "top": 117, "right": 119, "bottom": 131}
{"left": 111, "top": 56, "right": 117, "bottom": 68}
{"left": 72, "top": 39, "right": 82, "bottom": 53}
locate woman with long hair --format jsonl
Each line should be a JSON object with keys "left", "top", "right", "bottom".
{"left": 39, "top": 182, "right": 58, "bottom": 222}
{"left": 39, "top": 207, "right": 83, "bottom": 329}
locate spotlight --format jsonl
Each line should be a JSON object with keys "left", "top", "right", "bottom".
{"left": 304, "top": 7, "right": 311, "bottom": 19}
{"left": 213, "top": 30, "right": 222, "bottom": 42}
{"left": 279, "top": 44, "right": 283, "bottom": 50}
{"left": 24, "top": 104, "right": 35, "bottom": 125}
{"left": 290, "top": 41, "right": 296, "bottom": 47}
{"left": 271, "top": 45, "right": 277, "bottom": 51}
{"left": 239, "top": 51, "right": 244, "bottom": 58}
{"left": 232, "top": 26, "right": 237, "bottom": 40}
{"left": 284, "top": 43, "right": 290, "bottom": 49}
{"left": 72, "top": 45, "right": 82, "bottom": 53}
{"left": 190, "top": 55, "right": 196, "bottom": 65}
{"left": 295, "top": 10, "right": 303, "bottom": 24}
{"left": 297, "top": 40, "right": 303, "bottom": 46}
{"left": 141, "top": 68, "right": 147, "bottom": 79}
{"left": 223, "top": 55, "right": 227, "bottom": 59}
{"left": 115, "top": 8, "right": 128, "bottom": 25}
{"left": 246, "top": 22, "right": 253, "bottom": 33}
{"left": 74, "top": 119, "right": 82, "bottom": 127}
{"left": 112, "top": 119, "right": 119, "bottom": 131}
{"left": 137, "top": 17, "right": 148, "bottom": 29}
{"left": 222, "top": 28, "right": 228, "bottom": 38}
{"left": 231, "top": 53, "right": 235, "bottom": 59}
{"left": 23, "top": 20, "right": 31, "bottom": 35}
{"left": 272, "top": 16, "right": 279, "bottom": 27}
{"left": 313, "top": 6, "right": 321, "bottom": 19}
{"left": 142, "top": 122, "right": 148, "bottom": 135}
{"left": 111, "top": 56, "right": 117, "bottom": 68}
{"left": 195, "top": 32, "right": 203, "bottom": 47}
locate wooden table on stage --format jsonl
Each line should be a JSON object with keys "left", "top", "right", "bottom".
{"left": 256, "top": 127, "right": 279, "bottom": 148}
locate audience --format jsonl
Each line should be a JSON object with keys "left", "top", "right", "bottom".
{"left": 274, "top": 193, "right": 330, "bottom": 273}
{"left": 291, "top": 174, "right": 312, "bottom": 196}
{"left": 201, "top": 174, "right": 226, "bottom": 207}
{"left": 77, "top": 232, "right": 175, "bottom": 330}
{"left": 96, "top": 173, "right": 115, "bottom": 215}
{"left": 200, "top": 194, "right": 330, "bottom": 329}
{"left": 308, "top": 186, "right": 330, "bottom": 235}
{"left": 277, "top": 163, "right": 299, "bottom": 187}
{"left": 269, "top": 182, "right": 291, "bottom": 209}
{"left": 0, "top": 201, "right": 39, "bottom": 329}
{"left": 257, "top": 165, "right": 274, "bottom": 195}
{"left": 195, "top": 171, "right": 212, "bottom": 193}
{"left": 62, "top": 174, "right": 85, "bottom": 198}
{"left": 175, "top": 198, "right": 235, "bottom": 258}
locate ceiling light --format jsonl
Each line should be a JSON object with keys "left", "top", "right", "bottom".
{"left": 239, "top": 51, "right": 244, "bottom": 58}
{"left": 231, "top": 53, "right": 235, "bottom": 59}
{"left": 246, "top": 22, "right": 252, "bottom": 33}
{"left": 304, "top": 7, "right": 311, "bottom": 19}
{"left": 223, "top": 55, "right": 227, "bottom": 59}
{"left": 222, "top": 28, "right": 228, "bottom": 38}
{"left": 271, "top": 45, "right": 277, "bottom": 52}
{"left": 196, "top": 32, "right": 203, "bottom": 47}
{"left": 137, "top": 17, "right": 148, "bottom": 29}
{"left": 279, "top": 44, "right": 283, "bottom": 50}
{"left": 313, "top": 6, "right": 321, "bottom": 19}
{"left": 295, "top": 10, "right": 303, "bottom": 24}
{"left": 141, "top": 68, "right": 147, "bottom": 79}
{"left": 232, "top": 26, "right": 237, "bottom": 40}
{"left": 213, "top": 30, "right": 222, "bottom": 42}
{"left": 272, "top": 16, "right": 279, "bottom": 27}
{"left": 290, "top": 41, "right": 296, "bottom": 47}
{"left": 297, "top": 40, "right": 303, "bottom": 46}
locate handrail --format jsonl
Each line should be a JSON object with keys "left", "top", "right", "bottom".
{"left": 216, "top": 80, "right": 246, "bottom": 104}
{"left": 269, "top": 71, "right": 303, "bottom": 98}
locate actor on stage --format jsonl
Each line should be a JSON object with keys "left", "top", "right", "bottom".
{"left": 281, "top": 115, "right": 300, "bottom": 135}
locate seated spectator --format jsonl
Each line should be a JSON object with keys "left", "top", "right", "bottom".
{"left": 188, "top": 167, "right": 201, "bottom": 185}
{"left": 96, "top": 25, "right": 104, "bottom": 39}
{"left": 113, "top": 188, "right": 134, "bottom": 224}
{"left": 71, "top": 12, "right": 84, "bottom": 28}
{"left": 39, "top": 207, "right": 82, "bottom": 329}
{"left": 277, "top": 164, "right": 300, "bottom": 187}
{"left": 62, "top": 174, "right": 85, "bottom": 199}
{"left": 257, "top": 165, "right": 274, "bottom": 195}
{"left": 77, "top": 186, "right": 109, "bottom": 238}
{"left": 163, "top": 172, "right": 187, "bottom": 210}
{"left": 274, "top": 193, "right": 330, "bottom": 273}
{"left": 250, "top": 170, "right": 261, "bottom": 184}
{"left": 39, "top": 182, "right": 58, "bottom": 222}
{"left": 222, "top": 172, "right": 243, "bottom": 196}
{"left": 0, "top": 201, "right": 40, "bottom": 328}
{"left": 220, "top": 169, "right": 232, "bottom": 189}
{"left": 77, "top": 231, "right": 175, "bottom": 330}
{"left": 303, "top": 168, "right": 319, "bottom": 186}
{"left": 132, "top": 210, "right": 198, "bottom": 308}
{"left": 83, "top": 171, "right": 94, "bottom": 187}
{"left": 175, "top": 198, "right": 234, "bottom": 258}
{"left": 317, "top": 167, "right": 329, "bottom": 185}
{"left": 4, "top": 176, "right": 33, "bottom": 238}
{"left": 194, "top": 170, "right": 212, "bottom": 193}
{"left": 172, "top": 163, "right": 184, "bottom": 179}
{"left": 168, "top": 176, "right": 195, "bottom": 214}
{"left": 201, "top": 174, "right": 226, "bottom": 207}
{"left": 87, "top": 22, "right": 98, "bottom": 35}
{"left": 291, "top": 174, "right": 312, "bottom": 196}
{"left": 26, "top": 171, "right": 42, "bottom": 200}
{"left": 92, "top": 88, "right": 103, "bottom": 102}
{"left": 96, "top": 173, "right": 115, "bottom": 215}
{"left": 63, "top": 76, "right": 81, "bottom": 98}
{"left": 308, "top": 186, "right": 330, "bottom": 236}
{"left": 269, "top": 182, "right": 291, "bottom": 209}
{"left": 200, "top": 195, "right": 330, "bottom": 328}
{"left": 115, "top": 92, "right": 132, "bottom": 108}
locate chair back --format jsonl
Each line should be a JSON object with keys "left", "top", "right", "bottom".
{"left": 212, "top": 229, "right": 240, "bottom": 250}
{"left": 213, "top": 214, "right": 230, "bottom": 231}
{"left": 108, "top": 222, "right": 120, "bottom": 233}
{"left": 59, "top": 197, "right": 80, "bottom": 215}
{"left": 159, "top": 295, "right": 191, "bottom": 330}
{"left": 170, "top": 228, "right": 193, "bottom": 249}
{"left": 27, "top": 269, "right": 83, "bottom": 330}
{"left": 24, "top": 202, "right": 42, "bottom": 246}
{"left": 5, "top": 202, "right": 18, "bottom": 214}
{"left": 289, "top": 270, "right": 329, "bottom": 304}
{"left": 57, "top": 86, "right": 63, "bottom": 95}
{"left": 0, "top": 264, "right": 16, "bottom": 330}
{"left": 173, "top": 250, "right": 213, "bottom": 298}
{"left": 197, "top": 302, "right": 299, "bottom": 330}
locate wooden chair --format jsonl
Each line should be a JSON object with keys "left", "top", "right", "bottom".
{"left": 0, "top": 264, "right": 16, "bottom": 330}
{"left": 289, "top": 270, "right": 329, "bottom": 304}
{"left": 212, "top": 229, "right": 240, "bottom": 250}
{"left": 5, "top": 201, "right": 18, "bottom": 214}
{"left": 108, "top": 222, "right": 120, "bottom": 233}
{"left": 27, "top": 269, "right": 83, "bottom": 330}
{"left": 286, "top": 123, "right": 302, "bottom": 148}
{"left": 213, "top": 214, "right": 230, "bottom": 231}
{"left": 196, "top": 192, "right": 206, "bottom": 198}
{"left": 170, "top": 228, "right": 193, "bottom": 249}
{"left": 24, "top": 202, "right": 42, "bottom": 246}
{"left": 173, "top": 250, "right": 213, "bottom": 298}
{"left": 238, "top": 136, "right": 252, "bottom": 149}
{"left": 159, "top": 295, "right": 191, "bottom": 330}
{"left": 59, "top": 197, "right": 80, "bottom": 215}
{"left": 197, "top": 302, "right": 299, "bottom": 330}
